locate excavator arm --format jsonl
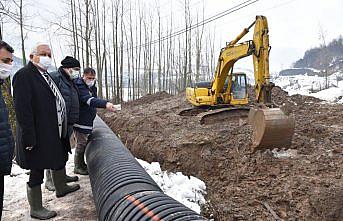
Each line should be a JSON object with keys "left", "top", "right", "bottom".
{"left": 212, "top": 16, "right": 273, "bottom": 105}
{"left": 252, "top": 16, "right": 273, "bottom": 104}
{"left": 212, "top": 41, "right": 253, "bottom": 104}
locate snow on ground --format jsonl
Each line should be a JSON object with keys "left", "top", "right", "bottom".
{"left": 137, "top": 159, "right": 207, "bottom": 214}
{"left": 2, "top": 150, "right": 206, "bottom": 220}
{"left": 274, "top": 72, "right": 343, "bottom": 103}
{"left": 2, "top": 150, "right": 96, "bottom": 221}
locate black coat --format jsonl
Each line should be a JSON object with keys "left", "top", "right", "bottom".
{"left": 13, "top": 62, "right": 68, "bottom": 170}
{"left": 50, "top": 67, "right": 79, "bottom": 125}
{"left": 0, "top": 81, "right": 14, "bottom": 175}
{"left": 73, "top": 78, "right": 107, "bottom": 134}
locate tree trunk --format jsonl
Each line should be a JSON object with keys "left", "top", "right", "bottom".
{"left": 19, "top": 0, "right": 26, "bottom": 65}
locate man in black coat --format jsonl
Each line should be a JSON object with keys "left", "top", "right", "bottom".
{"left": 44, "top": 56, "right": 81, "bottom": 192}
{"left": 0, "top": 40, "right": 15, "bottom": 220}
{"left": 13, "top": 43, "right": 78, "bottom": 220}
{"left": 73, "top": 68, "right": 116, "bottom": 175}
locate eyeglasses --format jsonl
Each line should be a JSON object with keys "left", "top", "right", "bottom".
{"left": 1, "top": 58, "right": 13, "bottom": 64}
{"left": 85, "top": 76, "right": 96, "bottom": 80}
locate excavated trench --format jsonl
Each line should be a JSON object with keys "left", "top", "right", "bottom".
{"left": 99, "top": 88, "right": 343, "bottom": 221}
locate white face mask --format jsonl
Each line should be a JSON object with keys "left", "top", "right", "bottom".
{"left": 86, "top": 80, "right": 95, "bottom": 87}
{"left": 70, "top": 70, "right": 79, "bottom": 79}
{"left": 0, "top": 63, "right": 13, "bottom": 79}
{"left": 38, "top": 56, "right": 52, "bottom": 70}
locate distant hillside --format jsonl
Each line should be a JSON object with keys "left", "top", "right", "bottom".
{"left": 280, "top": 36, "right": 343, "bottom": 76}
{"left": 279, "top": 68, "right": 319, "bottom": 76}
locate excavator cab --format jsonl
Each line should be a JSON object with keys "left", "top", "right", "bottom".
{"left": 229, "top": 73, "right": 248, "bottom": 105}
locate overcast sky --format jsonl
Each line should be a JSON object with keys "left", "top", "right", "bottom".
{"left": 3, "top": 0, "right": 343, "bottom": 72}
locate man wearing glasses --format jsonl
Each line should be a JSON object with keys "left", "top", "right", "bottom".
{"left": 0, "top": 40, "right": 15, "bottom": 220}
{"left": 73, "top": 67, "right": 116, "bottom": 175}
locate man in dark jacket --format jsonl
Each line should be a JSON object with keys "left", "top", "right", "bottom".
{"left": 13, "top": 43, "right": 78, "bottom": 220}
{"left": 0, "top": 40, "right": 15, "bottom": 220}
{"left": 73, "top": 67, "right": 116, "bottom": 175}
{"left": 44, "top": 56, "right": 81, "bottom": 192}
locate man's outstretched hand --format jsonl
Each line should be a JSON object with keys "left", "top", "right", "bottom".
{"left": 106, "top": 102, "right": 117, "bottom": 112}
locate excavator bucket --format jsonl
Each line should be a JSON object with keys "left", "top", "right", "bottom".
{"left": 249, "top": 108, "right": 295, "bottom": 152}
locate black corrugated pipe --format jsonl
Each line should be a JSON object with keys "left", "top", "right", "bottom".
{"left": 85, "top": 116, "right": 208, "bottom": 221}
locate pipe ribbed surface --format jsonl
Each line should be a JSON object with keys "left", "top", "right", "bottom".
{"left": 85, "top": 116, "right": 207, "bottom": 221}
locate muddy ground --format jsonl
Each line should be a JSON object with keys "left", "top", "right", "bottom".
{"left": 99, "top": 87, "right": 343, "bottom": 221}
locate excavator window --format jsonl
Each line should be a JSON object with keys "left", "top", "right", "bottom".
{"left": 231, "top": 74, "right": 247, "bottom": 100}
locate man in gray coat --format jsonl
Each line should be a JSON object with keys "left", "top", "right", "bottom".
{"left": 45, "top": 56, "right": 81, "bottom": 191}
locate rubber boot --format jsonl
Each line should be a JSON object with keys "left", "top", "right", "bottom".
{"left": 74, "top": 151, "right": 89, "bottom": 175}
{"left": 44, "top": 170, "right": 55, "bottom": 191}
{"left": 45, "top": 169, "right": 78, "bottom": 191}
{"left": 80, "top": 157, "right": 88, "bottom": 172}
{"left": 27, "top": 184, "right": 57, "bottom": 220}
{"left": 65, "top": 172, "right": 79, "bottom": 183}
{"left": 51, "top": 168, "right": 80, "bottom": 198}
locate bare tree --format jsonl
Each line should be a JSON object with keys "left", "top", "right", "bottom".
{"left": 54, "top": 0, "right": 227, "bottom": 102}
{"left": 18, "top": 0, "right": 26, "bottom": 64}
{"left": 119, "top": 0, "right": 124, "bottom": 102}
{"left": 129, "top": 0, "right": 134, "bottom": 100}
{"left": 318, "top": 23, "right": 329, "bottom": 89}
{"left": 157, "top": 5, "right": 162, "bottom": 91}
{"left": 84, "top": 0, "right": 91, "bottom": 67}
{"left": 195, "top": 7, "right": 204, "bottom": 82}
{"left": 183, "top": 0, "right": 189, "bottom": 90}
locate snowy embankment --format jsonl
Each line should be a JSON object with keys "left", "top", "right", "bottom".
{"left": 3, "top": 150, "right": 206, "bottom": 220}
{"left": 274, "top": 71, "right": 343, "bottom": 103}
{"left": 137, "top": 159, "right": 207, "bottom": 214}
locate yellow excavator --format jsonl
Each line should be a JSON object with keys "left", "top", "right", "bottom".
{"left": 183, "top": 16, "right": 295, "bottom": 152}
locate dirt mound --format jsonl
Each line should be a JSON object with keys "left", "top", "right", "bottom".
{"left": 122, "top": 91, "right": 173, "bottom": 107}
{"left": 99, "top": 89, "right": 343, "bottom": 221}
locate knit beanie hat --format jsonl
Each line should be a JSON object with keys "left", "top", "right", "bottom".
{"left": 61, "top": 56, "right": 80, "bottom": 68}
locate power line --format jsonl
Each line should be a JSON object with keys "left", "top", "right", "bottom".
{"left": 126, "top": 0, "right": 260, "bottom": 51}
{"left": 129, "top": 0, "right": 258, "bottom": 50}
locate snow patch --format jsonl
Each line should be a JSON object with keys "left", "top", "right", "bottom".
{"left": 137, "top": 159, "right": 207, "bottom": 214}
{"left": 272, "top": 149, "right": 298, "bottom": 158}
{"left": 274, "top": 72, "right": 343, "bottom": 103}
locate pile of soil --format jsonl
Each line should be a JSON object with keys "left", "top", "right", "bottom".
{"left": 99, "top": 87, "right": 343, "bottom": 221}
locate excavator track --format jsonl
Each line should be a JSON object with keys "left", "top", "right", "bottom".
{"left": 198, "top": 107, "right": 251, "bottom": 125}
{"left": 179, "top": 106, "right": 251, "bottom": 125}
{"left": 178, "top": 107, "right": 209, "bottom": 116}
